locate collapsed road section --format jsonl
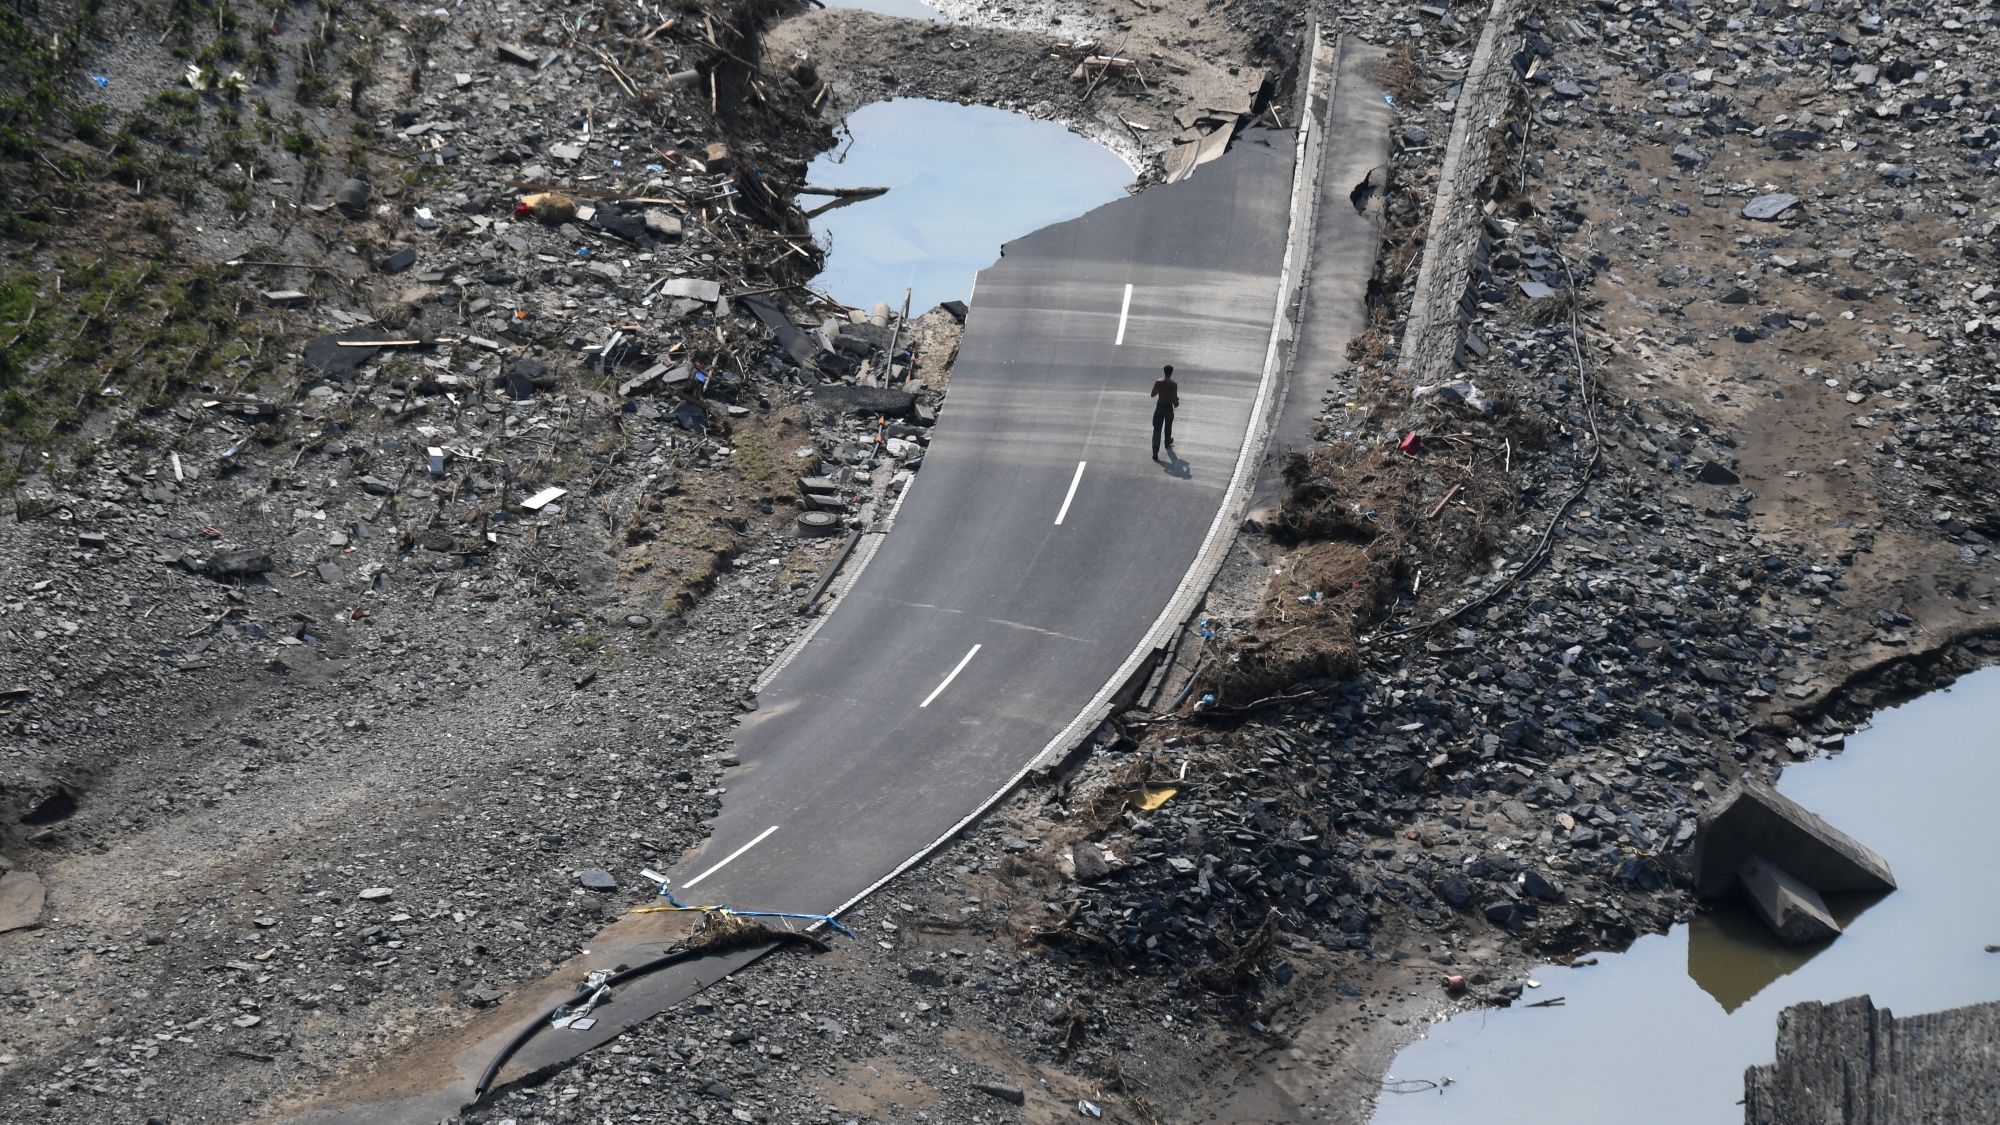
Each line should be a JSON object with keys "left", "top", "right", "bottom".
{"left": 280, "top": 35, "right": 1341, "bottom": 1125}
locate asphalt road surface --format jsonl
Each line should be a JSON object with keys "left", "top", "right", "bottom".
{"left": 309, "top": 127, "right": 1301, "bottom": 1123}
{"left": 691, "top": 129, "right": 1295, "bottom": 914}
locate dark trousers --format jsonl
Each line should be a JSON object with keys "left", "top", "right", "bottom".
{"left": 1152, "top": 408, "right": 1175, "bottom": 456}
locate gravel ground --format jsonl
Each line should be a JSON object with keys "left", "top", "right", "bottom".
{"left": 4, "top": 0, "right": 1999, "bottom": 1122}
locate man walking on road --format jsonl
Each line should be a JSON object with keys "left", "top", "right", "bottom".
{"left": 1151, "top": 364, "right": 1179, "bottom": 460}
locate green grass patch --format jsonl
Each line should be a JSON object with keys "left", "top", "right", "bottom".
{"left": 0, "top": 255, "right": 269, "bottom": 483}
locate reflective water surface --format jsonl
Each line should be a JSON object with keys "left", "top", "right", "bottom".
{"left": 806, "top": 98, "right": 1131, "bottom": 313}
{"left": 820, "top": 0, "right": 943, "bottom": 20}
{"left": 1370, "top": 664, "right": 2000, "bottom": 1125}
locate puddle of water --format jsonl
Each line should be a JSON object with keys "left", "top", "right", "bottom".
{"left": 819, "top": 0, "right": 944, "bottom": 20}
{"left": 806, "top": 98, "right": 1131, "bottom": 313}
{"left": 1369, "top": 664, "right": 2000, "bottom": 1125}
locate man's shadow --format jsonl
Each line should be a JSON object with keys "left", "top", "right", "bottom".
{"left": 1160, "top": 449, "right": 1191, "bottom": 480}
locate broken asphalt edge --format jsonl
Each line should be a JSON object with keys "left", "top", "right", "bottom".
{"left": 813, "top": 20, "right": 1355, "bottom": 929}
{"left": 364, "top": 31, "right": 1362, "bottom": 1119}
{"left": 752, "top": 462, "right": 918, "bottom": 693}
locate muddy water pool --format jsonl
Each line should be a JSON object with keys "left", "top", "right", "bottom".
{"left": 1369, "top": 664, "right": 2000, "bottom": 1124}
{"left": 805, "top": 97, "right": 1131, "bottom": 313}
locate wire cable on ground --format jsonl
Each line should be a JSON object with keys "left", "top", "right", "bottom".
{"left": 1364, "top": 230, "right": 1600, "bottom": 646}
{"left": 1199, "top": 224, "right": 1601, "bottom": 721}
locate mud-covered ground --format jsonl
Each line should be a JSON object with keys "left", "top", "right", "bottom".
{"left": 4, "top": 0, "right": 1998, "bottom": 1123}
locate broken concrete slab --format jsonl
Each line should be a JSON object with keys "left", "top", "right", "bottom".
{"left": 1738, "top": 855, "right": 1841, "bottom": 945}
{"left": 642, "top": 209, "right": 683, "bottom": 239}
{"left": 1743, "top": 192, "right": 1803, "bottom": 220}
{"left": 1695, "top": 460, "right": 1742, "bottom": 485}
{"left": 0, "top": 870, "right": 46, "bottom": 933}
{"left": 1692, "top": 780, "right": 1895, "bottom": 898}
{"left": 619, "top": 364, "right": 669, "bottom": 396}
{"left": 740, "top": 294, "right": 821, "bottom": 368}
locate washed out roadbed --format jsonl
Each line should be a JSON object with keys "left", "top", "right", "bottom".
{"left": 5, "top": 0, "right": 2000, "bottom": 1122}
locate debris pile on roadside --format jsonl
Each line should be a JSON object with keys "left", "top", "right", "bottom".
{"left": 1015, "top": 0, "right": 2000, "bottom": 1019}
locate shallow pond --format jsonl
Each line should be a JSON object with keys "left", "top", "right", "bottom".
{"left": 1369, "top": 664, "right": 2000, "bottom": 1125}
{"left": 805, "top": 97, "right": 1132, "bottom": 313}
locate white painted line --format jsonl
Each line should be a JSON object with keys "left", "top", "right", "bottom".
{"left": 814, "top": 15, "right": 1342, "bottom": 941}
{"left": 1114, "top": 283, "right": 1134, "bottom": 345}
{"left": 683, "top": 825, "right": 778, "bottom": 888}
{"left": 919, "top": 644, "right": 981, "bottom": 708}
{"left": 1053, "top": 461, "right": 1087, "bottom": 526}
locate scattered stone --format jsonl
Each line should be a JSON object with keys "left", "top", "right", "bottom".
{"left": 204, "top": 548, "right": 274, "bottom": 580}
{"left": 357, "top": 887, "right": 393, "bottom": 902}
{"left": 1742, "top": 193, "right": 1802, "bottom": 220}
{"left": 971, "top": 1080, "right": 1025, "bottom": 1105}
{"left": 642, "top": 209, "right": 684, "bottom": 239}
{"left": 0, "top": 871, "right": 47, "bottom": 933}
{"left": 577, "top": 869, "right": 617, "bottom": 892}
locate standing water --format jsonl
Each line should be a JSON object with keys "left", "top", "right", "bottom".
{"left": 1370, "top": 664, "right": 2000, "bottom": 1125}
{"left": 819, "top": 0, "right": 944, "bottom": 20}
{"left": 805, "top": 98, "right": 1131, "bottom": 312}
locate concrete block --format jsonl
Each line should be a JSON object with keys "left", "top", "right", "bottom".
{"left": 1745, "top": 995, "right": 2000, "bottom": 1124}
{"left": 1692, "top": 780, "right": 1895, "bottom": 898}
{"left": 1738, "top": 855, "right": 1840, "bottom": 945}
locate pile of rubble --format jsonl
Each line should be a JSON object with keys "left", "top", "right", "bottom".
{"left": 1020, "top": 0, "right": 2000, "bottom": 1012}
